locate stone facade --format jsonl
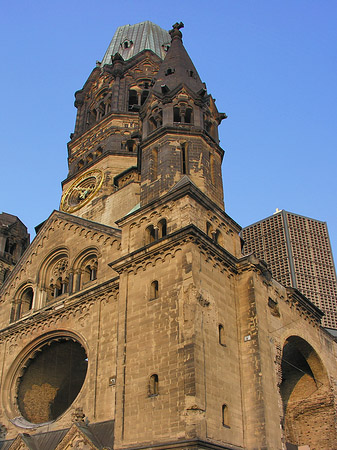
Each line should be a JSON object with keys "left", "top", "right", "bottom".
{"left": 0, "top": 21, "right": 336, "bottom": 450}
{"left": 0, "top": 213, "right": 30, "bottom": 288}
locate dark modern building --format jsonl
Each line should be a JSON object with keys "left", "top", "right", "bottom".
{"left": 242, "top": 209, "right": 337, "bottom": 329}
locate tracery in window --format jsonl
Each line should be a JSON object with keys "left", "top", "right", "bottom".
{"left": 72, "top": 248, "right": 99, "bottom": 293}
{"left": 49, "top": 258, "right": 69, "bottom": 300}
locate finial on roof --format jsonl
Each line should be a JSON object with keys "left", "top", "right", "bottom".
{"left": 169, "top": 22, "right": 184, "bottom": 41}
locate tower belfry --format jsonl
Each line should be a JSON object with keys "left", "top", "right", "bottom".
{"left": 0, "top": 21, "right": 337, "bottom": 450}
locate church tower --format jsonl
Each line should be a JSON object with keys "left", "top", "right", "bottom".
{"left": 1, "top": 21, "right": 337, "bottom": 450}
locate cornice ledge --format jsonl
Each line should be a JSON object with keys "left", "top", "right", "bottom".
{"left": 109, "top": 225, "right": 238, "bottom": 274}
{"left": 114, "top": 437, "right": 244, "bottom": 450}
{"left": 117, "top": 180, "right": 241, "bottom": 233}
{"left": 236, "top": 254, "right": 272, "bottom": 281}
{"left": 0, "top": 279, "right": 119, "bottom": 341}
{"left": 285, "top": 286, "right": 324, "bottom": 325}
{"left": 140, "top": 126, "right": 224, "bottom": 157}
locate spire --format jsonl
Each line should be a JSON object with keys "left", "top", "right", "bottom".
{"left": 152, "top": 22, "right": 204, "bottom": 95}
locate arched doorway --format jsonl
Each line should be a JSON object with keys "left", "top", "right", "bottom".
{"left": 280, "top": 336, "right": 336, "bottom": 449}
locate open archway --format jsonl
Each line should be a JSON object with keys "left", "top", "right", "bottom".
{"left": 280, "top": 336, "right": 336, "bottom": 449}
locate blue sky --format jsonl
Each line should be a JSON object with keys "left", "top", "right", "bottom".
{"left": 1, "top": 1, "right": 337, "bottom": 261}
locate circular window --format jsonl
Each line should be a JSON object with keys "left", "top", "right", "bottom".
{"left": 15, "top": 338, "right": 88, "bottom": 424}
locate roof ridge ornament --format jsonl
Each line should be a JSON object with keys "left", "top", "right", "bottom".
{"left": 169, "top": 22, "right": 184, "bottom": 41}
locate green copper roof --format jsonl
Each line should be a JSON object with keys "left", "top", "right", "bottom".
{"left": 101, "top": 21, "right": 171, "bottom": 65}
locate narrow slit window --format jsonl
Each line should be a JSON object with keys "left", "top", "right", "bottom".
{"left": 222, "top": 404, "right": 230, "bottom": 427}
{"left": 181, "top": 143, "right": 188, "bottom": 174}
{"left": 209, "top": 152, "right": 215, "bottom": 185}
{"left": 152, "top": 148, "right": 158, "bottom": 181}
{"left": 150, "top": 281, "right": 159, "bottom": 300}
{"left": 158, "top": 219, "right": 167, "bottom": 238}
{"left": 149, "top": 374, "right": 159, "bottom": 396}
{"left": 219, "top": 324, "right": 225, "bottom": 346}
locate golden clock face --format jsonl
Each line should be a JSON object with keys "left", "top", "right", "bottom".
{"left": 60, "top": 169, "right": 104, "bottom": 213}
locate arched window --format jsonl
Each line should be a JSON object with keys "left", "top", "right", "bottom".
{"left": 222, "top": 404, "right": 229, "bottom": 427}
{"left": 157, "top": 219, "right": 167, "bottom": 239}
{"left": 149, "top": 374, "right": 159, "bottom": 396}
{"left": 145, "top": 225, "right": 156, "bottom": 245}
{"left": 48, "top": 258, "right": 69, "bottom": 301}
{"left": 11, "top": 285, "right": 34, "bottom": 322}
{"left": 219, "top": 324, "right": 225, "bottom": 346}
{"left": 150, "top": 281, "right": 159, "bottom": 300}
{"left": 81, "top": 258, "right": 98, "bottom": 286}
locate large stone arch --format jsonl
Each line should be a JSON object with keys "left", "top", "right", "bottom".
{"left": 280, "top": 335, "right": 337, "bottom": 449}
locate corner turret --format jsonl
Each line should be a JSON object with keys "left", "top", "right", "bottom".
{"left": 139, "top": 23, "right": 227, "bottom": 208}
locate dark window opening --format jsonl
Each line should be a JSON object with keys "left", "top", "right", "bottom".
{"left": 219, "top": 324, "right": 225, "bottom": 346}
{"left": 185, "top": 108, "right": 192, "bottom": 124}
{"left": 19, "top": 287, "right": 34, "bottom": 317}
{"left": 181, "top": 143, "right": 188, "bottom": 174}
{"left": 128, "top": 89, "right": 138, "bottom": 111}
{"left": 222, "top": 404, "right": 230, "bottom": 427}
{"left": 127, "top": 140, "right": 135, "bottom": 152}
{"left": 17, "top": 339, "right": 88, "bottom": 424}
{"left": 165, "top": 67, "right": 175, "bottom": 76}
{"left": 173, "top": 107, "right": 181, "bottom": 123}
{"left": 141, "top": 90, "right": 149, "bottom": 105}
{"left": 53, "top": 277, "right": 68, "bottom": 298}
{"left": 150, "top": 280, "right": 159, "bottom": 300}
{"left": 158, "top": 219, "right": 167, "bottom": 239}
{"left": 145, "top": 225, "right": 156, "bottom": 245}
{"left": 188, "top": 70, "right": 194, "bottom": 77}
{"left": 149, "top": 374, "right": 159, "bottom": 396}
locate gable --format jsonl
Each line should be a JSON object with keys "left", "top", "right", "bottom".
{"left": 0, "top": 211, "right": 120, "bottom": 328}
